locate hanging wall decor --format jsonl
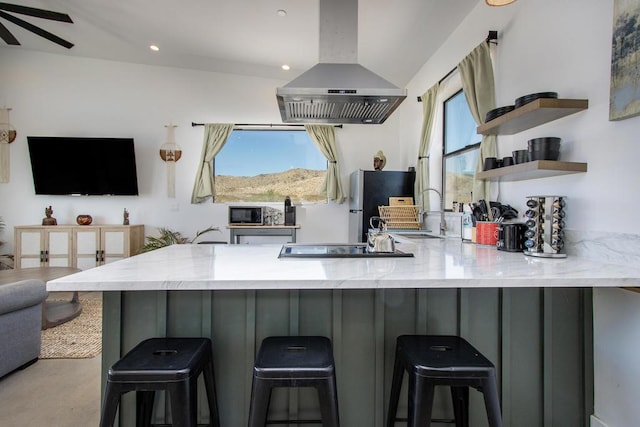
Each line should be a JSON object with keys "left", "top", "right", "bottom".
{"left": 159, "top": 124, "right": 182, "bottom": 198}
{"left": 0, "top": 107, "right": 16, "bottom": 183}
{"left": 610, "top": 0, "right": 640, "bottom": 120}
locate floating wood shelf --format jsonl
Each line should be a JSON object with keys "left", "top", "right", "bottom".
{"left": 476, "top": 160, "right": 588, "bottom": 182}
{"left": 477, "top": 98, "right": 589, "bottom": 135}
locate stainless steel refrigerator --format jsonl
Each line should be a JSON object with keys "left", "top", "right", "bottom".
{"left": 348, "top": 169, "right": 416, "bottom": 243}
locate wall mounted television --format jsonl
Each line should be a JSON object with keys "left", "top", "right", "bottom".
{"left": 27, "top": 136, "right": 139, "bottom": 196}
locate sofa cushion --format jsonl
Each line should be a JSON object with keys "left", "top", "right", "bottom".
{"left": 0, "top": 279, "right": 48, "bottom": 315}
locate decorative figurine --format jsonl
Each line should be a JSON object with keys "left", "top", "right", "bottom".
{"left": 374, "top": 150, "right": 386, "bottom": 171}
{"left": 123, "top": 208, "right": 130, "bottom": 225}
{"left": 42, "top": 206, "right": 57, "bottom": 225}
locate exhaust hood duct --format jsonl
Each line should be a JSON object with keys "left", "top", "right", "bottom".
{"left": 276, "top": 0, "right": 407, "bottom": 124}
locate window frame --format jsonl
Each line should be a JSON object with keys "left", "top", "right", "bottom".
{"left": 212, "top": 128, "right": 328, "bottom": 204}
{"left": 441, "top": 88, "right": 481, "bottom": 210}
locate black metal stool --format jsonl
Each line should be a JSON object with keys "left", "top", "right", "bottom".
{"left": 99, "top": 337, "right": 220, "bottom": 427}
{"left": 248, "top": 336, "right": 340, "bottom": 427}
{"left": 387, "top": 335, "right": 502, "bottom": 427}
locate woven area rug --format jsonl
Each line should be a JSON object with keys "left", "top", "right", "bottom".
{"left": 40, "top": 298, "right": 102, "bottom": 359}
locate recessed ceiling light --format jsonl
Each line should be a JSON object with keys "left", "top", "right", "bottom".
{"left": 277, "top": 9, "right": 287, "bottom": 17}
{"left": 281, "top": 64, "right": 290, "bottom": 71}
{"left": 149, "top": 45, "right": 160, "bottom": 52}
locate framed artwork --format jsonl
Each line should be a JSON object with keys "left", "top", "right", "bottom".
{"left": 610, "top": 0, "right": 640, "bottom": 120}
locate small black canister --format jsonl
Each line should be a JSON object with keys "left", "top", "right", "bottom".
{"left": 284, "top": 196, "right": 296, "bottom": 226}
{"left": 497, "top": 223, "right": 526, "bottom": 252}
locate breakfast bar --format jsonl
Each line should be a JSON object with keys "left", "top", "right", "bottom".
{"left": 47, "top": 239, "right": 640, "bottom": 427}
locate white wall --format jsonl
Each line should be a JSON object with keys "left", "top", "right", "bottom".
{"left": 399, "top": 1, "right": 640, "bottom": 426}
{"left": 0, "top": 49, "right": 405, "bottom": 249}
{"left": 401, "top": 0, "right": 640, "bottom": 235}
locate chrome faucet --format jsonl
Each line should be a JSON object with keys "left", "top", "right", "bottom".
{"left": 423, "top": 187, "right": 446, "bottom": 236}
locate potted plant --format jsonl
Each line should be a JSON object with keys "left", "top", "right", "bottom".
{"left": 0, "top": 216, "right": 12, "bottom": 269}
{"left": 141, "top": 226, "right": 220, "bottom": 252}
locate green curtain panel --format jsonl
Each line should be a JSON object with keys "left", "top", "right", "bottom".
{"left": 415, "top": 83, "right": 440, "bottom": 212}
{"left": 458, "top": 41, "right": 497, "bottom": 202}
{"left": 304, "top": 124, "right": 344, "bottom": 203}
{"left": 190, "top": 123, "right": 235, "bottom": 204}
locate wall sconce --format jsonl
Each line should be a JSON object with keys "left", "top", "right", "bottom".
{"left": 486, "top": 0, "right": 517, "bottom": 6}
{"left": 0, "top": 107, "right": 16, "bottom": 183}
{"left": 159, "top": 124, "right": 182, "bottom": 198}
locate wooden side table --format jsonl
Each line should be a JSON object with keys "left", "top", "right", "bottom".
{"left": 0, "top": 267, "right": 82, "bottom": 330}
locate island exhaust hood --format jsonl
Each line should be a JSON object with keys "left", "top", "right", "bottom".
{"left": 276, "top": 0, "right": 407, "bottom": 124}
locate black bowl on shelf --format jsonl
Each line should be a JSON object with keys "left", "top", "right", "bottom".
{"left": 527, "top": 137, "right": 561, "bottom": 161}
{"left": 485, "top": 105, "right": 515, "bottom": 122}
{"left": 512, "top": 149, "right": 529, "bottom": 164}
{"left": 514, "top": 92, "right": 558, "bottom": 108}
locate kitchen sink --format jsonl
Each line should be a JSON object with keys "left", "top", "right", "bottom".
{"left": 278, "top": 243, "right": 413, "bottom": 258}
{"left": 391, "top": 231, "right": 445, "bottom": 242}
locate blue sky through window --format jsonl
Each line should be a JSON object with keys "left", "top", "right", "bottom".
{"left": 444, "top": 91, "right": 481, "bottom": 153}
{"left": 215, "top": 130, "right": 327, "bottom": 177}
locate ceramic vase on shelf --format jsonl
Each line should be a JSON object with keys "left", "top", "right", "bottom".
{"left": 76, "top": 215, "right": 93, "bottom": 225}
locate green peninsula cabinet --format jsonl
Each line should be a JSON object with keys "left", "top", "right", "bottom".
{"left": 102, "top": 287, "right": 592, "bottom": 427}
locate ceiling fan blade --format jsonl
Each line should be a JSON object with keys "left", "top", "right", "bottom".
{"left": 0, "top": 2, "right": 72, "bottom": 23}
{"left": 0, "top": 20, "right": 19, "bottom": 45}
{"left": 0, "top": 10, "right": 73, "bottom": 48}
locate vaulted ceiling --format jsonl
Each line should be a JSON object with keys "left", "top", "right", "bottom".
{"left": 0, "top": 0, "right": 479, "bottom": 85}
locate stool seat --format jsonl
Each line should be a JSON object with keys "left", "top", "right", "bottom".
{"left": 100, "top": 337, "right": 220, "bottom": 427}
{"left": 249, "top": 336, "right": 340, "bottom": 427}
{"left": 254, "top": 335, "right": 335, "bottom": 379}
{"left": 387, "top": 335, "right": 502, "bottom": 427}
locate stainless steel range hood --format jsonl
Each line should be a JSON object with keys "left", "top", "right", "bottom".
{"left": 276, "top": 0, "right": 407, "bottom": 124}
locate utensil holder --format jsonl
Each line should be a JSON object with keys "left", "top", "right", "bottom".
{"left": 523, "top": 195, "right": 566, "bottom": 258}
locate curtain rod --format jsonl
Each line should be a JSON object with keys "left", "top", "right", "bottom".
{"left": 417, "top": 30, "right": 498, "bottom": 102}
{"left": 191, "top": 122, "right": 342, "bottom": 129}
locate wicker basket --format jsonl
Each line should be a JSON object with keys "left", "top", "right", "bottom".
{"left": 378, "top": 205, "right": 421, "bottom": 229}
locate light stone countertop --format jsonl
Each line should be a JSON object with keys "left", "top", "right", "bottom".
{"left": 46, "top": 238, "right": 640, "bottom": 291}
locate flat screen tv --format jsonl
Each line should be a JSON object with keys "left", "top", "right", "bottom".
{"left": 27, "top": 136, "right": 139, "bottom": 196}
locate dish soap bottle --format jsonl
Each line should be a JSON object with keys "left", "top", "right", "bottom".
{"left": 462, "top": 204, "right": 473, "bottom": 242}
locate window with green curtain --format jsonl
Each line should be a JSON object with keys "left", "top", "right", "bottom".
{"left": 213, "top": 129, "right": 327, "bottom": 203}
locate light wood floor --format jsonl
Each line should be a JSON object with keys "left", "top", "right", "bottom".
{"left": 0, "top": 292, "right": 102, "bottom": 426}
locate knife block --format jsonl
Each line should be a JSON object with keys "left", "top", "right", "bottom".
{"left": 523, "top": 195, "right": 566, "bottom": 258}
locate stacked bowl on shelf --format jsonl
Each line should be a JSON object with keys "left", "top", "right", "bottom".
{"left": 484, "top": 91, "right": 562, "bottom": 167}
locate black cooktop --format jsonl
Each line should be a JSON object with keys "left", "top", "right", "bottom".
{"left": 278, "top": 243, "right": 413, "bottom": 258}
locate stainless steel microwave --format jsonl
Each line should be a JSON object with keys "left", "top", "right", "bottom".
{"left": 228, "top": 206, "right": 265, "bottom": 225}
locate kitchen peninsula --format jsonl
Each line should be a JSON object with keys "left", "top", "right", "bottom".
{"left": 48, "top": 240, "right": 640, "bottom": 427}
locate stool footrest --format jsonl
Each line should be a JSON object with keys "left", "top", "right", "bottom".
{"left": 393, "top": 418, "right": 456, "bottom": 424}
{"left": 150, "top": 425, "right": 213, "bottom": 427}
